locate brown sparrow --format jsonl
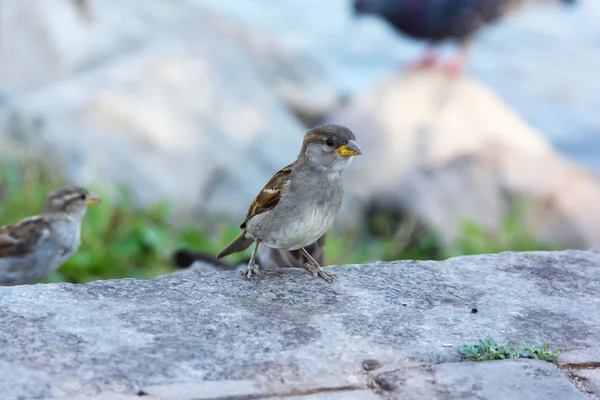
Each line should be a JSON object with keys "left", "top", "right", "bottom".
{"left": 0, "top": 185, "right": 100, "bottom": 286}
{"left": 217, "top": 124, "right": 361, "bottom": 283}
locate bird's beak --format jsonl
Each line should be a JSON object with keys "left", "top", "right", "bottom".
{"left": 335, "top": 140, "right": 362, "bottom": 157}
{"left": 86, "top": 193, "right": 101, "bottom": 206}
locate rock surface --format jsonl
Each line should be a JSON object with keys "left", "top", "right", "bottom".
{"left": 329, "top": 70, "right": 600, "bottom": 250}
{"left": 1, "top": 250, "right": 599, "bottom": 399}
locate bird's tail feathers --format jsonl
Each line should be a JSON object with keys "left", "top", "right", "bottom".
{"left": 217, "top": 233, "right": 253, "bottom": 259}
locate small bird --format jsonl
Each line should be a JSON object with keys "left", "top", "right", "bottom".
{"left": 0, "top": 186, "right": 100, "bottom": 286}
{"left": 217, "top": 124, "right": 361, "bottom": 283}
{"left": 353, "top": 0, "right": 576, "bottom": 75}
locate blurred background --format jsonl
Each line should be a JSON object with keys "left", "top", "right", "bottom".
{"left": 0, "top": 0, "right": 599, "bottom": 283}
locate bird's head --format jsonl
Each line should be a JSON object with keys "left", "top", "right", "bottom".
{"left": 300, "top": 124, "right": 362, "bottom": 173}
{"left": 42, "top": 185, "right": 101, "bottom": 219}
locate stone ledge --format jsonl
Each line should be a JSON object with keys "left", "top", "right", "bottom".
{"left": 1, "top": 250, "right": 599, "bottom": 399}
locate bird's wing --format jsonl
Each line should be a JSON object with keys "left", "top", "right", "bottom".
{"left": 0, "top": 216, "right": 51, "bottom": 258}
{"left": 241, "top": 163, "right": 293, "bottom": 229}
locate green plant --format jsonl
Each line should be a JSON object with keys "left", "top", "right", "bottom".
{"left": 519, "top": 343, "right": 563, "bottom": 361}
{"left": 0, "top": 161, "right": 244, "bottom": 283}
{"left": 449, "top": 200, "right": 560, "bottom": 257}
{"left": 458, "top": 337, "right": 563, "bottom": 362}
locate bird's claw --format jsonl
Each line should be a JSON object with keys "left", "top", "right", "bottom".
{"left": 241, "top": 262, "right": 263, "bottom": 281}
{"left": 302, "top": 263, "right": 337, "bottom": 284}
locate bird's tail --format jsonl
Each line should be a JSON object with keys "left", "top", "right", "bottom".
{"left": 217, "top": 233, "right": 253, "bottom": 259}
{"left": 173, "top": 249, "right": 236, "bottom": 270}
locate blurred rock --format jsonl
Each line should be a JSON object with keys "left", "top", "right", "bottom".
{"left": 0, "top": 0, "right": 340, "bottom": 218}
{"left": 1, "top": 41, "right": 297, "bottom": 217}
{"left": 0, "top": 0, "right": 148, "bottom": 94}
{"left": 0, "top": 0, "right": 340, "bottom": 123}
{"left": 222, "top": 22, "right": 340, "bottom": 125}
{"left": 329, "top": 70, "right": 600, "bottom": 249}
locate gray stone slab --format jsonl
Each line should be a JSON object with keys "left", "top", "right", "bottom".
{"left": 0, "top": 250, "right": 599, "bottom": 399}
{"left": 558, "top": 348, "right": 600, "bottom": 368}
{"left": 271, "top": 391, "right": 381, "bottom": 400}
{"left": 143, "top": 381, "right": 263, "bottom": 400}
{"left": 375, "top": 359, "right": 587, "bottom": 400}
{"left": 62, "top": 394, "right": 151, "bottom": 400}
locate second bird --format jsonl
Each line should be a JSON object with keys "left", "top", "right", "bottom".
{"left": 217, "top": 124, "right": 362, "bottom": 283}
{"left": 0, "top": 186, "right": 100, "bottom": 285}
{"left": 354, "top": 0, "right": 576, "bottom": 74}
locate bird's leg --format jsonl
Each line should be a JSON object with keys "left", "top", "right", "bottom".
{"left": 439, "top": 41, "right": 471, "bottom": 76}
{"left": 242, "top": 241, "right": 263, "bottom": 281}
{"left": 300, "top": 248, "right": 337, "bottom": 284}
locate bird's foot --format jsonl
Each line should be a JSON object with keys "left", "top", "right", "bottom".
{"left": 302, "top": 263, "right": 337, "bottom": 284}
{"left": 438, "top": 58, "right": 464, "bottom": 77}
{"left": 241, "top": 262, "right": 263, "bottom": 281}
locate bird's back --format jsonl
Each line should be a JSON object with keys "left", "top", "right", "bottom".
{"left": 0, "top": 216, "right": 81, "bottom": 285}
{"left": 358, "top": 0, "right": 528, "bottom": 42}
{"left": 403, "top": 0, "right": 515, "bottom": 41}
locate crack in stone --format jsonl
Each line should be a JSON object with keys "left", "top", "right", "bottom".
{"left": 564, "top": 373, "right": 600, "bottom": 400}
{"left": 186, "top": 384, "right": 369, "bottom": 400}
{"left": 561, "top": 363, "right": 600, "bottom": 371}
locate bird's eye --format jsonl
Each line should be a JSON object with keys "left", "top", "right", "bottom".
{"left": 325, "top": 139, "right": 334, "bottom": 147}
{"left": 79, "top": 194, "right": 86, "bottom": 200}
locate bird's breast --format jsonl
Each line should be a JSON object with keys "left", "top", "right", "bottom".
{"left": 246, "top": 177, "right": 343, "bottom": 251}
{"left": 48, "top": 220, "right": 82, "bottom": 255}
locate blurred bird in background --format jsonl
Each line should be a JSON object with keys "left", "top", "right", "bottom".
{"left": 353, "top": 0, "right": 577, "bottom": 75}
{"left": 0, "top": 186, "right": 100, "bottom": 286}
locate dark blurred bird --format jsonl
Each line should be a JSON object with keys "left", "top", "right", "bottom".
{"left": 172, "top": 249, "right": 237, "bottom": 271}
{"left": 353, "top": 0, "right": 577, "bottom": 75}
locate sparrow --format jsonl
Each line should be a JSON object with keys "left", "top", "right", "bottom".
{"left": 353, "top": 0, "right": 576, "bottom": 75}
{"left": 217, "top": 124, "right": 361, "bottom": 283}
{"left": 0, "top": 185, "right": 101, "bottom": 286}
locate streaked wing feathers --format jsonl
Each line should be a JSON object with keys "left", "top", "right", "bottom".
{"left": 241, "top": 163, "right": 293, "bottom": 229}
{"left": 0, "top": 217, "right": 50, "bottom": 258}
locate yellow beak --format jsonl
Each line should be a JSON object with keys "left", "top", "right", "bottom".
{"left": 86, "top": 193, "right": 101, "bottom": 206}
{"left": 334, "top": 139, "right": 362, "bottom": 157}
